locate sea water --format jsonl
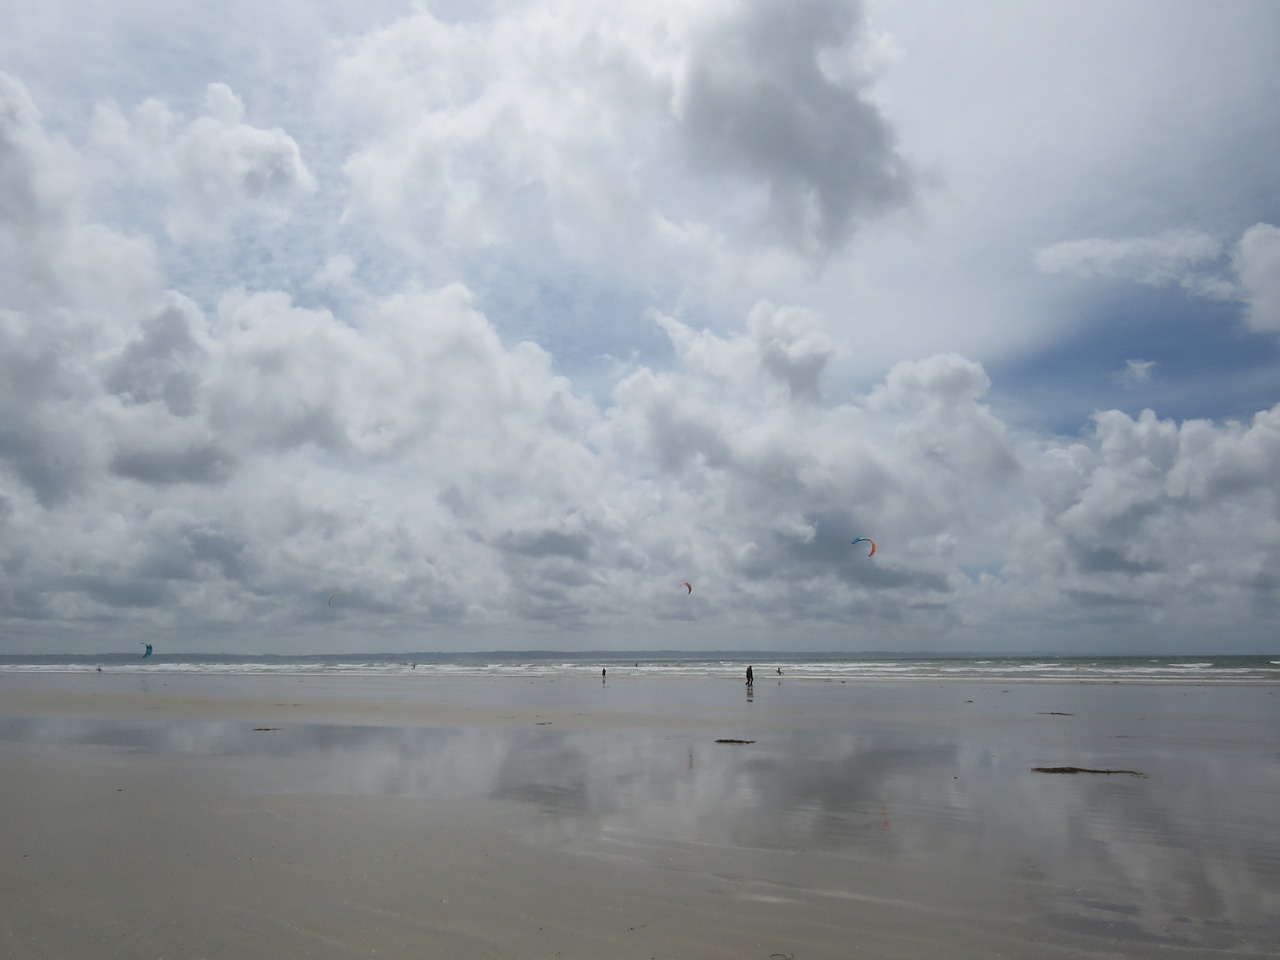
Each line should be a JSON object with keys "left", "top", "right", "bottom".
{"left": 2, "top": 651, "right": 1278, "bottom": 683}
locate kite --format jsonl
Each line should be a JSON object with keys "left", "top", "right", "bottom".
{"left": 852, "top": 537, "right": 877, "bottom": 558}
{"left": 680, "top": 581, "right": 692, "bottom": 594}
{"left": 327, "top": 593, "right": 341, "bottom": 607}
{"left": 140, "top": 643, "right": 153, "bottom": 659}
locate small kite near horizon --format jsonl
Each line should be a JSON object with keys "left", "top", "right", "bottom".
{"left": 852, "top": 537, "right": 877, "bottom": 557}
{"left": 140, "top": 643, "right": 153, "bottom": 659}
{"left": 680, "top": 581, "right": 693, "bottom": 594}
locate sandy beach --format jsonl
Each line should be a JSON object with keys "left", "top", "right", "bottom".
{"left": 2, "top": 672, "right": 1277, "bottom": 959}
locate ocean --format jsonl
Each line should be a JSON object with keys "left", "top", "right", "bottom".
{"left": 2, "top": 651, "right": 1277, "bottom": 683}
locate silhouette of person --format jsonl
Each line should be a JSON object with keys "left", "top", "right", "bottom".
{"left": 746, "top": 665, "right": 754, "bottom": 686}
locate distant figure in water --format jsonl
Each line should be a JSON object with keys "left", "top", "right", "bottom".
{"left": 746, "top": 665, "right": 754, "bottom": 686}
{"left": 776, "top": 667, "right": 783, "bottom": 676}
{"left": 602, "top": 668, "right": 606, "bottom": 681}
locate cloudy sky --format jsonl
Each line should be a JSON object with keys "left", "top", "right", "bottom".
{"left": 2, "top": 0, "right": 1278, "bottom": 655}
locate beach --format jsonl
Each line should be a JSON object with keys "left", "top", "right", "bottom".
{"left": 2, "top": 671, "right": 1277, "bottom": 958}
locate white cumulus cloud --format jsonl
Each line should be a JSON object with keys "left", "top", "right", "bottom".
{"left": 0, "top": 5, "right": 1278, "bottom": 655}
{"left": 1234, "top": 223, "right": 1280, "bottom": 334}
{"left": 88, "top": 82, "right": 316, "bottom": 244}
{"left": 1033, "top": 228, "right": 1225, "bottom": 291}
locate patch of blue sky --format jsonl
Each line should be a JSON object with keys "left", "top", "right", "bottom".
{"left": 472, "top": 261, "right": 676, "bottom": 384}
{"left": 988, "top": 285, "right": 1280, "bottom": 436}
{"left": 959, "top": 563, "right": 1006, "bottom": 584}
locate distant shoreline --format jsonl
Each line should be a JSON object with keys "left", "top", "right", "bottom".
{"left": 2, "top": 652, "right": 1277, "bottom": 687}
{"left": 4, "top": 649, "right": 1277, "bottom": 661}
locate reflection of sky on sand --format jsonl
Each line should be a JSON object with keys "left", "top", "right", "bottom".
{"left": 3, "top": 683, "right": 1278, "bottom": 953}
{"left": 0, "top": 714, "right": 926, "bottom": 848}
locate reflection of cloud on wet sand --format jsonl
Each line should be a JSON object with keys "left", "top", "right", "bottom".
{"left": 4, "top": 710, "right": 1277, "bottom": 950}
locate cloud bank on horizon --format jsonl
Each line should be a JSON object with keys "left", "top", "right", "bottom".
{"left": 1, "top": 0, "right": 1278, "bottom": 654}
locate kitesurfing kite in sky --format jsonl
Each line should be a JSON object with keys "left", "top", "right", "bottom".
{"left": 852, "top": 538, "right": 877, "bottom": 557}
{"left": 140, "top": 643, "right": 153, "bottom": 658}
{"left": 327, "top": 593, "right": 341, "bottom": 607}
{"left": 680, "top": 581, "right": 693, "bottom": 594}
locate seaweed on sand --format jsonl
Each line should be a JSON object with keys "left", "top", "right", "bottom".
{"left": 1032, "top": 766, "right": 1146, "bottom": 778}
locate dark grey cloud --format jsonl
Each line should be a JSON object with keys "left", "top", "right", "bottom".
{"left": 646, "top": 405, "right": 733, "bottom": 475}
{"left": 109, "top": 441, "right": 235, "bottom": 486}
{"left": 0, "top": 77, "right": 42, "bottom": 229}
{"left": 103, "top": 523, "right": 257, "bottom": 597}
{"left": 679, "top": 0, "right": 915, "bottom": 255}
{"left": 1067, "top": 542, "right": 1164, "bottom": 576}
{"left": 1064, "top": 589, "right": 1150, "bottom": 609}
{"left": 498, "top": 525, "right": 593, "bottom": 561}
{"left": 0, "top": 421, "right": 86, "bottom": 506}
{"left": 734, "top": 509, "right": 950, "bottom": 595}
{"left": 758, "top": 333, "right": 830, "bottom": 401}
{"left": 185, "top": 527, "right": 254, "bottom": 583}
{"left": 0, "top": 314, "right": 91, "bottom": 505}
{"left": 750, "top": 303, "right": 836, "bottom": 402}
{"left": 66, "top": 572, "right": 173, "bottom": 609}
{"left": 103, "top": 296, "right": 206, "bottom": 416}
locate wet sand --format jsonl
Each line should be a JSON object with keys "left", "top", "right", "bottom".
{"left": 2, "top": 673, "right": 1277, "bottom": 958}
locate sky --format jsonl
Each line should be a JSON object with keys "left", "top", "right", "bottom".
{"left": 1, "top": 0, "right": 1278, "bottom": 655}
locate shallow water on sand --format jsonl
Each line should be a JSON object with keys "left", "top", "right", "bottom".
{"left": 3, "top": 674, "right": 1278, "bottom": 955}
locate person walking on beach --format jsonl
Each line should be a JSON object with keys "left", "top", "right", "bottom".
{"left": 746, "top": 665, "right": 754, "bottom": 686}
